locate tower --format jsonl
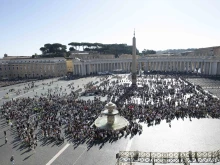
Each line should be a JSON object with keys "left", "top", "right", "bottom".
{"left": 131, "top": 30, "right": 137, "bottom": 86}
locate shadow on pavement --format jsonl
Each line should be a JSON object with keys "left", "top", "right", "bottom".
{"left": 23, "top": 153, "right": 34, "bottom": 161}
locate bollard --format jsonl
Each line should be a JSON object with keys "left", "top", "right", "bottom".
{"left": 178, "top": 152, "right": 181, "bottom": 163}
{"left": 211, "top": 152, "right": 216, "bottom": 163}
{"left": 195, "top": 152, "right": 198, "bottom": 162}
{"left": 133, "top": 151, "right": 139, "bottom": 161}
{"left": 116, "top": 153, "right": 119, "bottom": 159}
{"left": 218, "top": 150, "right": 220, "bottom": 162}
{"left": 116, "top": 153, "right": 120, "bottom": 165}
{"left": 214, "top": 151, "right": 217, "bottom": 163}
{"left": 189, "top": 151, "right": 192, "bottom": 161}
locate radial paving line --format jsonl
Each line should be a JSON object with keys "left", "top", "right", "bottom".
{"left": 46, "top": 143, "right": 70, "bottom": 165}
{"left": 13, "top": 88, "right": 43, "bottom": 99}
{"left": 73, "top": 148, "right": 87, "bottom": 165}
{"left": 0, "top": 91, "right": 22, "bottom": 100}
{"left": 13, "top": 81, "right": 67, "bottom": 99}
{"left": 126, "top": 138, "right": 133, "bottom": 151}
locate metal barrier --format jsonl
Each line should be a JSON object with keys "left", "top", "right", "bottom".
{"left": 116, "top": 150, "right": 220, "bottom": 164}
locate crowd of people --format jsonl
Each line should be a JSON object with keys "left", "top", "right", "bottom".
{"left": 0, "top": 80, "right": 28, "bottom": 88}
{"left": 1, "top": 74, "right": 220, "bottom": 151}
{"left": 94, "top": 74, "right": 220, "bottom": 126}
{"left": 111, "top": 75, "right": 220, "bottom": 124}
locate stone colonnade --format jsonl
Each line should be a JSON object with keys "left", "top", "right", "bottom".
{"left": 73, "top": 56, "right": 220, "bottom": 76}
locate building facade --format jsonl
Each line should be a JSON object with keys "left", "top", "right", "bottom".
{"left": 181, "top": 46, "right": 220, "bottom": 56}
{"left": 72, "top": 36, "right": 220, "bottom": 76}
{"left": 72, "top": 55, "right": 220, "bottom": 76}
{"left": 70, "top": 52, "right": 115, "bottom": 60}
{"left": 0, "top": 57, "right": 66, "bottom": 80}
{"left": 66, "top": 58, "right": 73, "bottom": 73}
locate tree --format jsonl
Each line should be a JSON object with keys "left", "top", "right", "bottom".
{"left": 68, "top": 42, "right": 82, "bottom": 50}
{"left": 39, "top": 43, "right": 67, "bottom": 57}
{"left": 81, "top": 42, "right": 87, "bottom": 50}
{"left": 31, "top": 53, "right": 38, "bottom": 58}
{"left": 69, "top": 47, "right": 75, "bottom": 51}
{"left": 142, "top": 49, "right": 156, "bottom": 55}
{"left": 44, "top": 44, "right": 52, "bottom": 53}
{"left": 40, "top": 47, "right": 46, "bottom": 54}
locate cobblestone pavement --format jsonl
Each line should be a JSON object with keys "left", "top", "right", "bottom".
{"left": 187, "top": 78, "right": 220, "bottom": 98}
{"left": 0, "top": 76, "right": 220, "bottom": 165}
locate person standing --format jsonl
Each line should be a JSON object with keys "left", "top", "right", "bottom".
{"left": 5, "top": 137, "right": 8, "bottom": 144}
{"left": 10, "top": 155, "right": 15, "bottom": 165}
{"left": 4, "top": 130, "right": 6, "bottom": 137}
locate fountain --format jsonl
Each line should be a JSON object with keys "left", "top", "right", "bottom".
{"left": 94, "top": 102, "right": 129, "bottom": 130}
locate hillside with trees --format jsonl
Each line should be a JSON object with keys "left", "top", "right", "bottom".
{"left": 141, "top": 49, "right": 156, "bottom": 55}
{"left": 68, "top": 42, "right": 139, "bottom": 56}
{"left": 34, "top": 43, "right": 198, "bottom": 58}
{"left": 37, "top": 43, "right": 67, "bottom": 58}
{"left": 34, "top": 42, "right": 139, "bottom": 58}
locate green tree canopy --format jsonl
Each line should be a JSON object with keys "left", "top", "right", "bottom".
{"left": 142, "top": 49, "right": 156, "bottom": 55}
{"left": 69, "top": 47, "right": 75, "bottom": 51}
{"left": 39, "top": 43, "right": 67, "bottom": 57}
{"left": 69, "top": 42, "right": 139, "bottom": 56}
{"left": 39, "top": 43, "right": 66, "bottom": 54}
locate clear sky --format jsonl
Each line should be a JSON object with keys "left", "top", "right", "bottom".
{"left": 0, "top": 0, "right": 220, "bottom": 58}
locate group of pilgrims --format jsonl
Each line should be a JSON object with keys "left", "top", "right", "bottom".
{"left": 1, "top": 74, "right": 220, "bottom": 150}
{"left": 0, "top": 80, "right": 31, "bottom": 88}
{"left": 107, "top": 75, "right": 220, "bottom": 125}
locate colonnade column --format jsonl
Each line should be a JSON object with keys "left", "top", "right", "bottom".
{"left": 145, "top": 62, "right": 148, "bottom": 72}
{"left": 88, "top": 64, "right": 90, "bottom": 75}
{"left": 177, "top": 61, "right": 180, "bottom": 72}
{"left": 209, "top": 62, "right": 212, "bottom": 75}
{"left": 173, "top": 61, "right": 176, "bottom": 72}
{"left": 180, "top": 62, "right": 184, "bottom": 72}
{"left": 159, "top": 62, "right": 162, "bottom": 71}
{"left": 217, "top": 62, "right": 220, "bottom": 75}
{"left": 204, "top": 62, "right": 209, "bottom": 75}
{"left": 73, "top": 65, "right": 76, "bottom": 75}
{"left": 165, "top": 62, "right": 168, "bottom": 71}
{"left": 162, "top": 62, "right": 164, "bottom": 71}
{"left": 190, "top": 62, "right": 192, "bottom": 72}
{"left": 161, "top": 62, "right": 164, "bottom": 71}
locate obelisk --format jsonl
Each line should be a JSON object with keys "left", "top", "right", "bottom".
{"left": 131, "top": 30, "right": 137, "bottom": 86}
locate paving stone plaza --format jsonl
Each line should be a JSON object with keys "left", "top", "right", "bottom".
{"left": 0, "top": 74, "right": 220, "bottom": 165}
